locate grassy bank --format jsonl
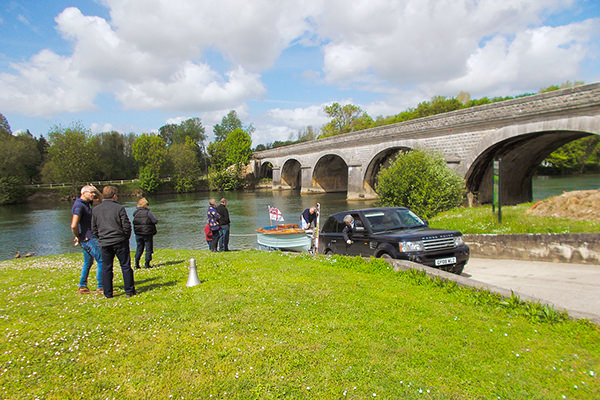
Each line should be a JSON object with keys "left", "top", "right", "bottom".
{"left": 431, "top": 202, "right": 600, "bottom": 234}
{"left": 0, "top": 250, "right": 598, "bottom": 399}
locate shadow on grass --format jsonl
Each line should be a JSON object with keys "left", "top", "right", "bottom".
{"left": 152, "top": 260, "right": 186, "bottom": 268}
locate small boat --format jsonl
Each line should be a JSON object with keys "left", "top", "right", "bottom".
{"left": 256, "top": 224, "right": 312, "bottom": 252}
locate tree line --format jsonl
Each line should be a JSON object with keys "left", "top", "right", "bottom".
{"left": 0, "top": 111, "right": 253, "bottom": 204}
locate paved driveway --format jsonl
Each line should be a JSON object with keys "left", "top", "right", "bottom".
{"left": 464, "top": 257, "right": 600, "bottom": 322}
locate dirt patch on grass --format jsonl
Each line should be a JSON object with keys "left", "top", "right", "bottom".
{"left": 526, "top": 189, "right": 600, "bottom": 220}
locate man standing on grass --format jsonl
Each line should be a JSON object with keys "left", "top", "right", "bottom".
{"left": 92, "top": 186, "right": 136, "bottom": 298}
{"left": 71, "top": 184, "right": 103, "bottom": 295}
{"left": 216, "top": 198, "right": 231, "bottom": 251}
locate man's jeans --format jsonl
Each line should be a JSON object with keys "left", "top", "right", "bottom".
{"left": 218, "top": 224, "right": 230, "bottom": 251}
{"left": 79, "top": 238, "right": 103, "bottom": 289}
{"left": 101, "top": 240, "right": 135, "bottom": 298}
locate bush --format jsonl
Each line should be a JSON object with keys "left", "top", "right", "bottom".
{"left": 208, "top": 165, "right": 244, "bottom": 191}
{"left": 0, "top": 176, "right": 27, "bottom": 205}
{"left": 138, "top": 166, "right": 161, "bottom": 193}
{"left": 375, "top": 149, "right": 465, "bottom": 218}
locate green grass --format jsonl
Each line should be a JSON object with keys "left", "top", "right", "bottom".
{"left": 0, "top": 250, "right": 598, "bottom": 399}
{"left": 430, "top": 203, "right": 600, "bottom": 234}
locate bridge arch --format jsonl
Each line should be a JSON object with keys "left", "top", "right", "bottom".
{"left": 464, "top": 121, "right": 599, "bottom": 204}
{"left": 364, "top": 146, "right": 413, "bottom": 194}
{"left": 313, "top": 154, "right": 348, "bottom": 192}
{"left": 256, "top": 161, "right": 273, "bottom": 179}
{"left": 281, "top": 159, "right": 301, "bottom": 189}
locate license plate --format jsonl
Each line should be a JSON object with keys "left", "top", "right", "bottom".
{"left": 435, "top": 257, "right": 456, "bottom": 266}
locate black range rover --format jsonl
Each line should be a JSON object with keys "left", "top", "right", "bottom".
{"left": 318, "top": 207, "right": 470, "bottom": 274}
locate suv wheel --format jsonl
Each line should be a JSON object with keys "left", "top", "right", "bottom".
{"left": 379, "top": 252, "right": 392, "bottom": 260}
{"left": 451, "top": 262, "right": 465, "bottom": 275}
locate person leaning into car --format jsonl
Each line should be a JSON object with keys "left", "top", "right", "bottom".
{"left": 342, "top": 214, "right": 354, "bottom": 245}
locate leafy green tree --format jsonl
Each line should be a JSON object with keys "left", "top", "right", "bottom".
{"left": 0, "top": 176, "right": 27, "bottom": 205}
{"left": 225, "top": 128, "right": 252, "bottom": 166}
{"left": 132, "top": 134, "right": 168, "bottom": 193}
{"left": 44, "top": 123, "right": 97, "bottom": 184}
{"left": 95, "top": 131, "right": 137, "bottom": 180}
{"left": 376, "top": 149, "right": 466, "bottom": 219}
{"left": 158, "top": 123, "right": 178, "bottom": 146}
{"left": 213, "top": 110, "right": 243, "bottom": 142}
{"left": 0, "top": 131, "right": 41, "bottom": 182}
{"left": 173, "top": 118, "right": 206, "bottom": 145}
{"left": 319, "top": 103, "right": 373, "bottom": 138}
{"left": 169, "top": 138, "right": 202, "bottom": 192}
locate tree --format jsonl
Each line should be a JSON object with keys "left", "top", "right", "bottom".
{"left": 132, "top": 134, "right": 168, "bottom": 193}
{"left": 158, "top": 123, "right": 178, "bottom": 146}
{"left": 96, "top": 131, "right": 137, "bottom": 180}
{"left": 375, "top": 149, "right": 466, "bottom": 219}
{"left": 44, "top": 123, "right": 97, "bottom": 184}
{"left": 213, "top": 110, "right": 243, "bottom": 143}
{"left": 169, "top": 138, "right": 202, "bottom": 192}
{"left": 225, "top": 128, "right": 252, "bottom": 166}
{"left": 319, "top": 103, "right": 373, "bottom": 138}
{"left": 0, "top": 113, "right": 11, "bottom": 137}
{"left": 173, "top": 117, "right": 206, "bottom": 145}
{"left": 0, "top": 130, "right": 41, "bottom": 182}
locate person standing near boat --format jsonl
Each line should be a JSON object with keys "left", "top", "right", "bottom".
{"left": 207, "top": 198, "right": 220, "bottom": 252}
{"left": 301, "top": 206, "right": 317, "bottom": 230}
{"left": 216, "top": 198, "right": 230, "bottom": 251}
{"left": 133, "top": 197, "right": 158, "bottom": 269}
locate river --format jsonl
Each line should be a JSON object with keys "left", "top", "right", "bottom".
{"left": 0, "top": 174, "right": 597, "bottom": 261}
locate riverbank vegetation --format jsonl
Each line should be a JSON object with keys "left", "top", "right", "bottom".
{"left": 0, "top": 250, "right": 598, "bottom": 398}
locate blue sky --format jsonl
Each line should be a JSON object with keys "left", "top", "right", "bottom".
{"left": 1, "top": 0, "right": 599, "bottom": 145}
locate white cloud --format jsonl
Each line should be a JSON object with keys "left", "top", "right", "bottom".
{"left": 90, "top": 122, "right": 114, "bottom": 134}
{"left": 267, "top": 104, "right": 329, "bottom": 130}
{"left": 0, "top": 49, "right": 100, "bottom": 116}
{"left": 438, "top": 19, "right": 600, "bottom": 97}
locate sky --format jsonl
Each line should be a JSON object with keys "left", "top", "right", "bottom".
{"left": 0, "top": 0, "right": 599, "bottom": 146}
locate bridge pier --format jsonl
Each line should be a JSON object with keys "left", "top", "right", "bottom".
{"left": 300, "top": 166, "right": 324, "bottom": 194}
{"left": 272, "top": 167, "right": 282, "bottom": 190}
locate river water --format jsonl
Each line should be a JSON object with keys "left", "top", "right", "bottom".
{"left": 0, "top": 174, "right": 597, "bottom": 261}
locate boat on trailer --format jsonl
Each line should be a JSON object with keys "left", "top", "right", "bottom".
{"left": 255, "top": 224, "right": 312, "bottom": 252}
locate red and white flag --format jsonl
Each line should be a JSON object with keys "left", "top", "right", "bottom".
{"left": 268, "top": 206, "right": 284, "bottom": 222}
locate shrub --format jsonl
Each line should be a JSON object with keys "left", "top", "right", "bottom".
{"left": 375, "top": 149, "right": 465, "bottom": 218}
{"left": 208, "top": 165, "right": 244, "bottom": 191}
{"left": 138, "top": 166, "right": 160, "bottom": 193}
{"left": 0, "top": 176, "right": 27, "bottom": 205}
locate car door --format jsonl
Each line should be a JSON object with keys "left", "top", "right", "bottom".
{"left": 347, "top": 214, "right": 372, "bottom": 256}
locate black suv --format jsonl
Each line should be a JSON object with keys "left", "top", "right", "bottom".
{"left": 318, "top": 207, "right": 470, "bottom": 274}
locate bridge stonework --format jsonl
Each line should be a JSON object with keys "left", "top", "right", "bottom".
{"left": 253, "top": 83, "right": 600, "bottom": 204}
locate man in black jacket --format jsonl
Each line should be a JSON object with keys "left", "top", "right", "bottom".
{"left": 216, "top": 198, "right": 230, "bottom": 251}
{"left": 92, "top": 186, "right": 136, "bottom": 298}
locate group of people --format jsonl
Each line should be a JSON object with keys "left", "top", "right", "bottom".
{"left": 205, "top": 198, "right": 231, "bottom": 252}
{"left": 71, "top": 184, "right": 157, "bottom": 298}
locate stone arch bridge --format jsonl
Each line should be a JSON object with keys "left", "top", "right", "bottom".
{"left": 252, "top": 83, "right": 600, "bottom": 204}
